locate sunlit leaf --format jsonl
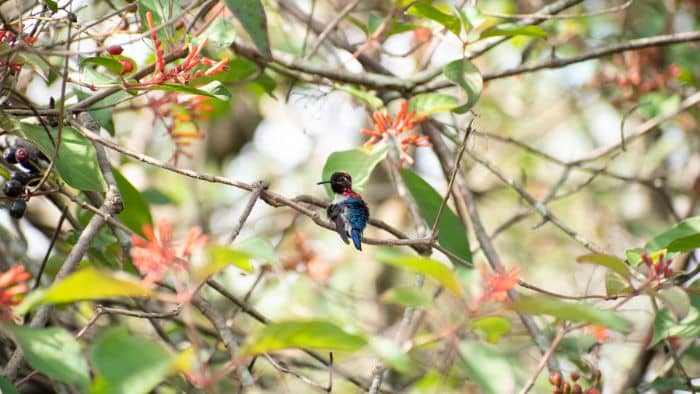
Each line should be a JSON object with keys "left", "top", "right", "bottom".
{"left": 114, "top": 169, "right": 153, "bottom": 236}
{"left": 80, "top": 56, "right": 125, "bottom": 75}
{"left": 239, "top": 320, "right": 367, "bottom": 356}
{"left": 369, "top": 337, "right": 413, "bottom": 373}
{"left": 605, "top": 272, "right": 630, "bottom": 296}
{"left": 443, "top": 58, "right": 482, "bottom": 113}
{"left": 409, "top": 93, "right": 460, "bottom": 116}
{"left": 625, "top": 248, "right": 643, "bottom": 266}
{"left": 19, "top": 124, "right": 106, "bottom": 192}
{"left": 321, "top": 144, "right": 389, "bottom": 198}
{"left": 337, "top": 84, "right": 383, "bottom": 110}
{"left": 203, "top": 17, "right": 237, "bottom": 48}
{"left": 576, "top": 253, "right": 630, "bottom": 279}
{"left": 380, "top": 287, "right": 432, "bottom": 308}
{"left": 376, "top": 249, "right": 463, "bottom": 296}
{"left": 658, "top": 286, "right": 691, "bottom": 320}
{"left": 512, "top": 294, "right": 629, "bottom": 332}
{"left": 236, "top": 237, "right": 280, "bottom": 265}
{"left": 646, "top": 216, "right": 700, "bottom": 251}
{"left": 480, "top": 24, "right": 547, "bottom": 39}
{"left": 472, "top": 316, "right": 510, "bottom": 343}
{"left": 400, "top": 168, "right": 471, "bottom": 265}
{"left": 224, "top": 0, "right": 271, "bottom": 56}
{"left": 17, "top": 267, "right": 152, "bottom": 313}
{"left": 3, "top": 325, "right": 90, "bottom": 391}
{"left": 407, "top": 2, "right": 461, "bottom": 36}
{"left": 91, "top": 327, "right": 188, "bottom": 394}
{"left": 201, "top": 245, "right": 253, "bottom": 279}
{"left": 149, "top": 81, "right": 231, "bottom": 101}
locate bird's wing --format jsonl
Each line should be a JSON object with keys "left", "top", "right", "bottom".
{"left": 343, "top": 198, "right": 369, "bottom": 232}
{"left": 327, "top": 204, "right": 350, "bottom": 244}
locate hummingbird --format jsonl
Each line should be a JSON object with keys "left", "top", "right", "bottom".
{"left": 317, "top": 172, "right": 369, "bottom": 251}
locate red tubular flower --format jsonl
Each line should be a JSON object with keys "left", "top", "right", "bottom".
{"left": 0, "top": 265, "right": 31, "bottom": 322}
{"left": 477, "top": 264, "right": 519, "bottom": 304}
{"left": 361, "top": 101, "right": 430, "bottom": 165}
{"left": 130, "top": 219, "right": 208, "bottom": 286}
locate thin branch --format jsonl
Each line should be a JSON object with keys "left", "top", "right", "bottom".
{"left": 305, "top": 0, "right": 361, "bottom": 60}
{"left": 228, "top": 180, "right": 268, "bottom": 244}
{"left": 518, "top": 328, "right": 567, "bottom": 394}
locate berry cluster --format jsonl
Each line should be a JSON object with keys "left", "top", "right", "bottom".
{"left": 2, "top": 145, "right": 42, "bottom": 219}
{"left": 548, "top": 370, "right": 601, "bottom": 394}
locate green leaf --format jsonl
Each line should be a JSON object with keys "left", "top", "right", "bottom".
{"left": 472, "top": 316, "right": 510, "bottom": 343}
{"left": 202, "top": 245, "right": 254, "bottom": 279}
{"left": 44, "top": 0, "right": 58, "bottom": 12}
{"left": 0, "top": 376, "right": 19, "bottom": 394}
{"left": 114, "top": 169, "right": 153, "bottom": 236}
{"left": 443, "top": 58, "right": 483, "bottom": 113}
{"left": 80, "top": 56, "right": 125, "bottom": 75}
{"left": 3, "top": 325, "right": 90, "bottom": 391}
{"left": 224, "top": 0, "right": 271, "bottom": 56}
{"left": 17, "top": 267, "right": 152, "bottom": 313}
{"left": 74, "top": 89, "right": 129, "bottom": 135}
{"left": 457, "top": 6, "right": 485, "bottom": 31}
{"left": 646, "top": 216, "right": 700, "bottom": 251}
{"left": 369, "top": 337, "right": 413, "bottom": 373}
{"left": 321, "top": 144, "right": 389, "bottom": 198}
{"left": 138, "top": 0, "right": 180, "bottom": 40}
{"left": 409, "top": 93, "right": 460, "bottom": 116}
{"left": 91, "top": 327, "right": 184, "bottom": 394}
{"left": 625, "top": 248, "right": 643, "bottom": 266}
{"left": 376, "top": 249, "right": 463, "bottom": 296}
{"left": 512, "top": 294, "right": 630, "bottom": 332}
{"left": 18, "top": 124, "right": 106, "bottom": 192}
{"left": 641, "top": 377, "right": 700, "bottom": 392}
{"left": 576, "top": 253, "right": 630, "bottom": 279}
{"left": 480, "top": 24, "right": 547, "bottom": 39}
{"left": 667, "top": 233, "right": 700, "bottom": 253}
{"left": 407, "top": 2, "right": 461, "bottom": 36}
{"left": 235, "top": 237, "right": 280, "bottom": 265}
{"left": 651, "top": 293, "right": 700, "bottom": 346}
{"left": 400, "top": 168, "right": 472, "bottom": 265}
{"left": 239, "top": 320, "right": 367, "bottom": 356}
{"left": 203, "top": 17, "right": 238, "bottom": 48}
{"left": 367, "top": 14, "right": 383, "bottom": 35}
{"left": 458, "top": 341, "right": 512, "bottom": 394}
{"left": 605, "top": 272, "right": 630, "bottom": 295}
{"left": 150, "top": 81, "right": 231, "bottom": 101}
{"left": 336, "top": 84, "right": 383, "bottom": 110}
{"left": 380, "top": 287, "right": 432, "bottom": 308}
{"left": 658, "top": 286, "right": 691, "bottom": 320}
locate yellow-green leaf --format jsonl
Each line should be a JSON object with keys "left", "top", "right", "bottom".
{"left": 576, "top": 253, "right": 630, "bottom": 280}
{"left": 376, "top": 249, "right": 463, "bottom": 296}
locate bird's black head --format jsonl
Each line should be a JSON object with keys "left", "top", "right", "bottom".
{"left": 318, "top": 172, "right": 353, "bottom": 194}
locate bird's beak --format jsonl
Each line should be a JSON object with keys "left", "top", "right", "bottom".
{"left": 316, "top": 180, "right": 330, "bottom": 185}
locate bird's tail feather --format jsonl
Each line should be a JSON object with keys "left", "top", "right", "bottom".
{"left": 351, "top": 229, "right": 362, "bottom": 251}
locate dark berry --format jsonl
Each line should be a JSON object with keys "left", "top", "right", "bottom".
{"left": 14, "top": 147, "right": 28, "bottom": 162}
{"left": 10, "top": 171, "right": 38, "bottom": 185}
{"left": 3, "top": 179, "right": 23, "bottom": 197}
{"left": 3, "top": 148, "right": 17, "bottom": 164}
{"left": 9, "top": 200, "right": 26, "bottom": 218}
{"left": 570, "top": 371, "right": 580, "bottom": 382}
{"left": 19, "top": 161, "right": 39, "bottom": 173}
{"left": 107, "top": 45, "right": 123, "bottom": 55}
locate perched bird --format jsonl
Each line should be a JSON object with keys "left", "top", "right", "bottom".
{"left": 317, "top": 172, "right": 369, "bottom": 251}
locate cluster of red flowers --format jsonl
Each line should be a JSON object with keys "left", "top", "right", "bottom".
{"left": 0, "top": 26, "right": 37, "bottom": 75}
{"left": 641, "top": 253, "right": 673, "bottom": 281}
{"left": 475, "top": 264, "right": 520, "bottom": 306}
{"left": 130, "top": 219, "right": 208, "bottom": 287}
{"left": 361, "top": 101, "right": 430, "bottom": 165}
{"left": 139, "top": 12, "right": 229, "bottom": 86}
{"left": 145, "top": 92, "right": 214, "bottom": 163}
{"left": 0, "top": 265, "right": 30, "bottom": 322}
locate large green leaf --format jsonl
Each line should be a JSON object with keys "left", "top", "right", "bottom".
{"left": 512, "top": 294, "right": 629, "bottom": 332}
{"left": 645, "top": 216, "right": 700, "bottom": 251}
{"left": 91, "top": 327, "right": 185, "bottom": 394}
{"left": 80, "top": 56, "right": 125, "bottom": 75}
{"left": 651, "top": 293, "right": 700, "bottom": 346}
{"left": 376, "top": 248, "right": 463, "bottom": 296}
{"left": 480, "top": 24, "right": 547, "bottom": 39}
{"left": 202, "top": 17, "right": 238, "bottom": 48}
{"left": 380, "top": 287, "right": 433, "bottom": 308}
{"left": 19, "top": 124, "right": 106, "bottom": 192}
{"left": 113, "top": 169, "right": 153, "bottom": 236}
{"left": 443, "top": 58, "right": 482, "bottom": 113}
{"left": 239, "top": 320, "right": 367, "bottom": 356}
{"left": 409, "top": 93, "right": 460, "bottom": 116}
{"left": 400, "top": 168, "right": 472, "bottom": 265}
{"left": 667, "top": 233, "right": 700, "bottom": 253}
{"left": 321, "top": 144, "right": 389, "bottom": 198}
{"left": 458, "top": 341, "right": 513, "bottom": 394}
{"left": 200, "top": 245, "right": 253, "bottom": 280}
{"left": 576, "top": 253, "right": 630, "bottom": 279}
{"left": 224, "top": 0, "right": 271, "bottom": 56}
{"left": 17, "top": 267, "right": 152, "bottom": 313}
{"left": 406, "top": 2, "right": 461, "bottom": 36}
{"left": 4, "top": 325, "right": 90, "bottom": 391}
